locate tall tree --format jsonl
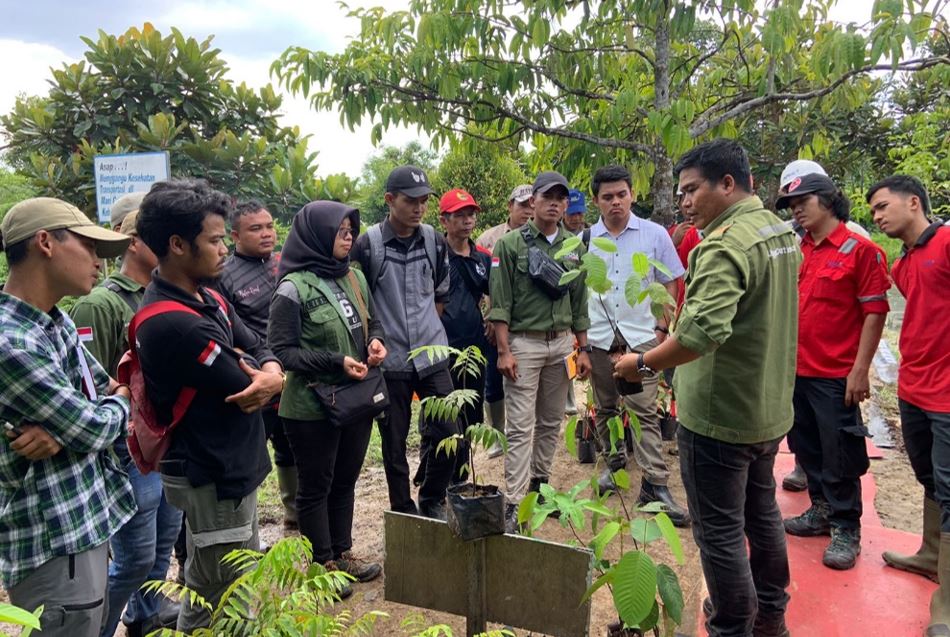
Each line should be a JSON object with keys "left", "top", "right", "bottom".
{"left": 272, "top": 0, "right": 949, "bottom": 224}
{"left": 355, "top": 141, "right": 438, "bottom": 223}
{"left": 1, "top": 24, "right": 354, "bottom": 221}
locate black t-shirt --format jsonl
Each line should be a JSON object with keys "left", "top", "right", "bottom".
{"left": 137, "top": 274, "right": 280, "bottom": 500}
{"left": 441, "top": 241, "right": 491, "bottom": 350}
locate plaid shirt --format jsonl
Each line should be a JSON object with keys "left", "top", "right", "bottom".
{"left": 0, "top": 292, "right": 136, "bottom": 588}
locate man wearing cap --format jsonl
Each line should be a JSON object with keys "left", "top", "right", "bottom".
{"left": 776, "top": 174, "right": 890, "bottom": 570}
{"left": 216, "top": 200, "right": 298, "bottom": 532}
{"left": 434, "top": 188, "right": 492, "bottom": 480}
{"left": 69, "top": 209, "right": 183, "bottom": 636}
{"left": 488, "top": 170, "right": 592, "bottom": 528}
{"left": 615, "top": 139, "right": 799, "bottom": 637}
{"left": 111, "top": 191, "right": 147, "bottom": 233}
{"left": 476, "top": 184, "right": 534, "bottom": 455}
{"left": 563, "top": 189, "right": 589, "bottom": 235}
{"left": 0, "top": 197, "right": 135, "bottom": 636}
{"left": 584, "top": 165, "right": 690, "bottom": 527}
{"left": 476, "top": 184, "right": 534, "bottom": 254}
{"left": 350, "top": 165, "right": 459, "bottom": 519}
{"left": 868, "top": 176, "right": 950, "bottom": 634}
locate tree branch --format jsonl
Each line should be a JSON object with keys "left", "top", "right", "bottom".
{"left": 670, "top": 30, "right": 732, "bottom": 101}
{"left": 689, "top": 55, "right": 950, "bottom": 138}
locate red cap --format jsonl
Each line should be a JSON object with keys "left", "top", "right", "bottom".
{"left": 439, "top": 188, "right": 481, "bottom": 214}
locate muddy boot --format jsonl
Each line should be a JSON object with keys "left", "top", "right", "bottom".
{"left": 335, "top": 551, "right": 383, "bottom": 583}
{"left": 781, "top": 461, "right": 807, "bottom": 492}
{"left": 883, "top": 496, "right": 940, "bottom": 582}
{"left": 323, "top": 560, "right": 354, "bottom": 599}
{"left": 276, "top": 465, "right": 299, "bottom": 530}
{"left": 487, "top": 400, "right": 506, "bottom": 458}
{"left": 926, "top": 533, "right": 950, "bottom": 637}
{"left": 823, "top": 526, "right": 861, "bottom": 570}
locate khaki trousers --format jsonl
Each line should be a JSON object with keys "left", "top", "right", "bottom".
{"left": 589, "top": 338, "right": 669, "bottom": 485}
{"left": 503, "top": 332, "right": 573, "bottom": 501}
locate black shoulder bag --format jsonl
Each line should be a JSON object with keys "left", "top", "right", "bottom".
{"left": 520, "top": 225, "right": 570, "bottom": 299}
{"left": 308, "top": 271, "right": 390, "bottom": 427}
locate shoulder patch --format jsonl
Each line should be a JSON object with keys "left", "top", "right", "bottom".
{"left": 708, "top": 224, "right": 732, "bottom": 238}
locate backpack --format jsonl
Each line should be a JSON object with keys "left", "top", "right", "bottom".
{"left": 117, "top": 288, "right": 229, "bottom": 475}
{"left": 365, "top": 222, "right": 438, "bottom": 290}
{"left": 101, "top": 279, "right": 139, "bottom": 314}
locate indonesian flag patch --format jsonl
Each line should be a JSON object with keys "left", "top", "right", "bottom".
{"left": 77, "top": 326, "right": 94, "bottom": 342}
{"left": 491, "top": 257, "right": 500, "bottom": 268}
{"left": 198, "top": 340, "right": 222, "bottom": 367}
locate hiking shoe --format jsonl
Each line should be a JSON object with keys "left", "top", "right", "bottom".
{"left": 335, "top": 551, "right": 382, "bottom": 583}
{"left": 638, "top": 480, "right": 691, "bottom": 528}
{"left": 322, "top": 561, "right": 354, "bottom": 599}
{"left": 781, "top": 462, "right": 807, "bottom": 492}
{"left": 783, "top": 501, "right": 831, "bottom": 537}
{"left": 823, "top": 527, "right": 861, "bottom": 570}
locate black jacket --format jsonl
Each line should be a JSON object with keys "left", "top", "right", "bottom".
{"left": 442, "top": 240, "right": 491, "bottom": 351}
{"left": 137, "top": 274, "right": 280, "bottom": 500}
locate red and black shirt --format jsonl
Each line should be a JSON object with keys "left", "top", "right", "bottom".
{"left": 893, "top": 222, "right": 950, "bottom": 412}
{"left": 797, "top": 222, "right": 890, "bottom": 378}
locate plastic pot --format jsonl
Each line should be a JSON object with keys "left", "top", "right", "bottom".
{"left": 575, "top": 415, "right": 597, "bottom": 464}
{"left": 445, "top": 483, "right": 506, "bottom": 541}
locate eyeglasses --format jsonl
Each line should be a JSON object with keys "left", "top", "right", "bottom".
{"left": 337, "top": 227, "right": 355, "bottom": 238}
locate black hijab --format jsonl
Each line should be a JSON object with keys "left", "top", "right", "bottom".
{"left": 278, "top": 201, "right": 360, "bottom": 280}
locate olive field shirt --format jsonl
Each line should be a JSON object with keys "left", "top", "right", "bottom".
{"left": 69, "top": 273, "right": 144, "bottom": 375}
{"left": 672, "top": 197, "right": 801, "bottom": 444}
{"left": 487, "top": 221, "right": 590, "bottom": 333}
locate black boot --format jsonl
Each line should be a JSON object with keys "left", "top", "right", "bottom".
{"left": 638, "top": 480, "right": 691, "bottom": 527}
{"left": 597, "top": 468, "right": 617, "bottom": 496}
{"left": 418, "top": 498, "right": 447, "bottom": 521}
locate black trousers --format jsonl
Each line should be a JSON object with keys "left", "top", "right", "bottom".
{"left": 680, "top": 427, "right": 790, "bottom": 637}
{"left": 283, "top": 417, "right": 373, "bottom": 563}
{"left": 263, "top": 405, "right": 295, "bottom": 468}
{"left": 900, "top": 399, "right": 950, "bottom": 531}
{"left": 484, "top": 344, "right": 505, "bottom": 404}
{"left": 381, "top": 367, "right": 460, "bottom": 512}
{"left": 788, "top": 376, "right": 869, "bottom": 528}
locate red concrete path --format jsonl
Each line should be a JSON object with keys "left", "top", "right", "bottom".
{"left": 698, "top": 450, "right": 936, "bottom": 636}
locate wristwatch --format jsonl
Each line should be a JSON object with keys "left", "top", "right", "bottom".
{"left": 636, "top": 352, "right": 657, "bottom": 376}
{"left": 577, "top": 344, "right": 593, "bottom": 353}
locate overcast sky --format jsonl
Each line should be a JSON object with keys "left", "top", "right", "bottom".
{"left": 0, "top": 1, "right": 894, "bottom": 178}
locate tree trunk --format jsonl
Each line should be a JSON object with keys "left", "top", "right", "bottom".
{"left": 650, "top": 1, "right": 675, "bottom": 227}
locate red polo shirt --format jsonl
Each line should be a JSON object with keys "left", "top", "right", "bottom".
{"left": 797, "top": 222, "right": 891, "bottom": 378}
{"left": 893, "top": 223, "right": 950, "bottom": 412}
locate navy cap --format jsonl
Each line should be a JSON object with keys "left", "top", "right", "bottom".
{"left": 567, "top": 189, "right": 586, "bottom": 214}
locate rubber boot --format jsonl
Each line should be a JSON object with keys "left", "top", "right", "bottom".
{"left": 883, "top": 496, "right": 940, "bottom": 582}
{"left": 926, "top": 532, "right": 950, "bottom": 637}
{"left": 276, "top": 465, "right": 299, "bottom": 530}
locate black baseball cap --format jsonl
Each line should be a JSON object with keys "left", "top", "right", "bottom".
{"left": 775, "top": 173, "right": 838, "bottom": 210}
{"left": 532, "top": 171, "right": 570, "bottom": 195}
{"left": 386, "top": 165, "right": 434, "bottom": 198}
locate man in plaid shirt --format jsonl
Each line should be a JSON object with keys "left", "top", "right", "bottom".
{"left": 0, "top": 197, "right": 136, "bottom": 637}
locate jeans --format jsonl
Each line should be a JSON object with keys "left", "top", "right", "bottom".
{"left": 789, "top": 376, "right": 869, "bottom": 529}
{"left": 679, "top": 427, "right": 790, "bottom": 637}
{"left": 101, "top": 462, "right": 183, "bottom": 637}
{"left": 899, "top": 399, "right": 950, "bottom": 531}
{"left": 284, "top": 417, "right": 373, "bottom": 563}
{"left": 380, "top": 367, "right": 460, "bottom": 512}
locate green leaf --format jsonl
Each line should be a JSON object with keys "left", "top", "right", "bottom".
{"left": 591, "top": 237, "right": 617, "bottom": 253}
{"left": 647, "top": 258, "right": 673, "bottom": 279}
{"left": 580, "top": 571, "right": 613, "bottom": 605}
{"left": 612, "top": 468, "right": 630, "bottom": 491}
{"left": 555, "top": 236, "right": 583, "bottom": 259}
{"left": 518, "top": 492, "right": 539, "bottom": 526}
{"left": 654, "top": 512, "right": 686, "bottom": 565}
{"left": 559, "top": 269, "right": 582, "bottom": 286}
{"left": 624, "top": 276, "right": 643, "bottom": 309}
{"left": 631, "top": 252, "right": 649, "bottom": 278}
{"left": 630, "top": 517, "right": 663, "bottom": 544}
{"left": 565, "top": 415, "right": 578, "bottom": 459}
{"left": 625, "top": 408, "right": 642, "bottom": 443}
{"left": 656, "top": 564, "right": 684, "bottom": 624}
{"left": 0, "top": 603, "right": 42, "bottom": 629}
{"left": 611, "top": 551, "right": 658, "bottom": 627}
{"left": 590, "top": 521, "right": 621, "bottom": 560}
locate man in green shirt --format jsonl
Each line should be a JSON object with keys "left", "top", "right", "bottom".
{"left": 70, "top": 210, "right": 183, "bottom": 637}
{"left": 615, "top": 139, "right": 799, "bottom": 637}
{"left": 488, "top": 171, "right": 592, "bottom": 529}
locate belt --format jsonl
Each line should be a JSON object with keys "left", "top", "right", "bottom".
{"left": 513, "top": 329, "right": 570, "bottom": 341}
{"left": 158, "top": 459, "right": 187, "bottom": 477}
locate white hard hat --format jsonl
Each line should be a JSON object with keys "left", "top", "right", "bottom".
{"left": 780, "top": 160, "right": 828, "bottom": 191}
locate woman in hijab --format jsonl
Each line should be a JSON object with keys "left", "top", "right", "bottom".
{"left": 268, "top": 201, "right": 387, "bottom": 595}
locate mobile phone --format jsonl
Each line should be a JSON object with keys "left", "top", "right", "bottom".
{"left": 3, "top": 422, "right": 24, "bottom": 437}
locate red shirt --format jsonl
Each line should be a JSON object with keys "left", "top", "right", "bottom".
{"left": 797, "top": 222, "right": 890, "bottom": 377}
{"left": 892, "top": 223, "right": 950, "bottom": 412}
{"left": 669, "top": 225, "right": 702, "bottom": 307}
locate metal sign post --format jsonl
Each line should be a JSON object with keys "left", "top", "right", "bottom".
{"left": 384, "top": 511, "right": 594, "bottom": 637}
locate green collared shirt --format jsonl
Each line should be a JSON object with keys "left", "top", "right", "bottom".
{"left": 488, "top": 221, "right": 590, "bottom": 333}
{"left": 672, "top": 197, "right": 801, "bottom": 444}
{"left": 69, "top": 273, "right": 145, "bottom": 375}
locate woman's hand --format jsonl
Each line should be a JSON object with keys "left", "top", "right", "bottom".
{"left": 343, "top": 356, "right": 369, "bottom": 380}
{"left": 366, "top": 339, "right": 387, "bottom": 367}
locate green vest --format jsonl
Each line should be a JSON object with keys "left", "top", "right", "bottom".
{"left": 277, "top": 269, "right": 371, "bottom": 422}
